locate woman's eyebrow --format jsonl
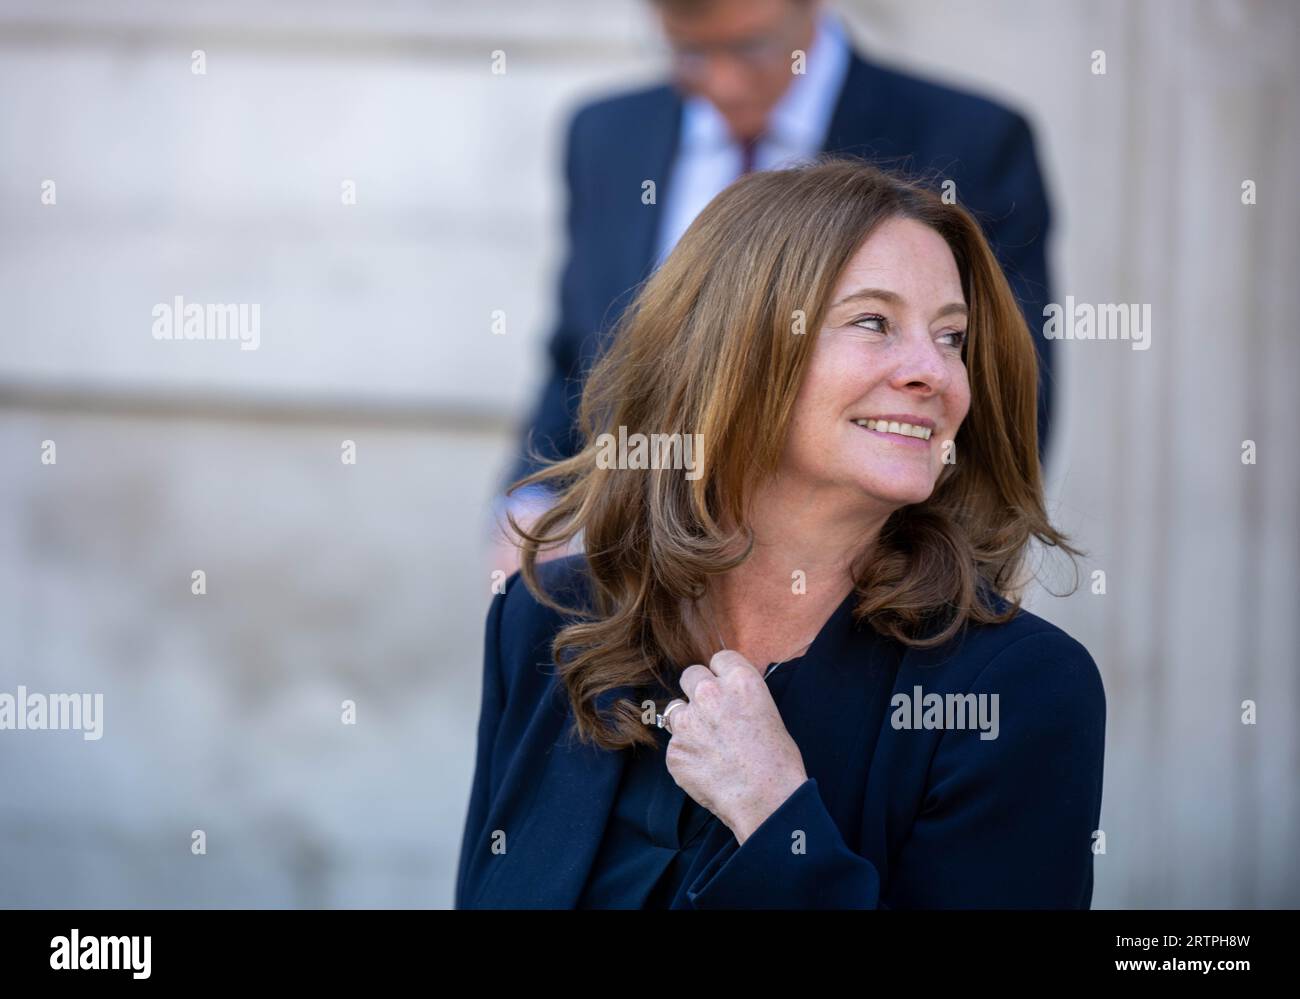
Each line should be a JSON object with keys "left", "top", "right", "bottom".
{"left": 831, "top": 287, "right": 901, "bottom": 309}
{"left": 831, "top": 287, "right": 969, "bottom": 319}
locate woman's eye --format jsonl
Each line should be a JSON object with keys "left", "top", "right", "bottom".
{"left": 850, "top": 314, "right": 887, "bottom": 334}
{"left": 939, "top": 329, "right": 969, "bottom": 349}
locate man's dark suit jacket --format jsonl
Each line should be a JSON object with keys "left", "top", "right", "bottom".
{"left": 506, "top": 46, "right": 1056, "bottom": 488}
{"left": 455, "top": 555, "right": 1106, "bottom": 909}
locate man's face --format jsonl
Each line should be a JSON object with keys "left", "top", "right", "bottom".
{"left": 657, "top": 0, "right": 818, "bottom": 142}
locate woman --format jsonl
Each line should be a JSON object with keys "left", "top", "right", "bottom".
{"left": 455, "top": 159, "right": 1105, "bottom": 909}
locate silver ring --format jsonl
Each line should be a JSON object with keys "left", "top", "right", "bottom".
{"left": 656, "top": 699, "right": 686, "bottom": 732}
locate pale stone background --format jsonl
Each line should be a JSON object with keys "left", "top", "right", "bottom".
{"left": 0, "top": 0, "right": 1296, "bottom": 908}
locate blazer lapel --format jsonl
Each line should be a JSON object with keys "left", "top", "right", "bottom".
{"left": 600, "top": 88, "right": 682, "bottom": 348}
{"left": 466, "top": 682, "right": 638, "bottom": 908}
{"left": 822, "top": 47, "right": 889, "bottom": 161}
{"left": 776, "top": 590, "right": 897, "bottom": 821}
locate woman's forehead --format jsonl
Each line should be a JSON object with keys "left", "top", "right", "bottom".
{"left": 830, "top": 222, "right": 965, "bottom": 307}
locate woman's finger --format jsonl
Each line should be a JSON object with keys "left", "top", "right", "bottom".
{"left": 661, "top": 698, "right": 690, "bottom": 735}
{"left": 677, "top": 663, "right": 713, "bottom": 701}
{"left": 708, "top": 649, "right": 757, "bottom": 679}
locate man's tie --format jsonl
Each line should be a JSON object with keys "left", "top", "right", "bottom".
{"left": 739, "top": 135, "right": 761, "bottom": 176}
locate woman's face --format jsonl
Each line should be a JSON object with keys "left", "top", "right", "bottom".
{"left": 780, "top": 216, "right": 971, "bottom": 510}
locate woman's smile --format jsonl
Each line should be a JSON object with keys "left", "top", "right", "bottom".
{"left": 850, "top": 415, "right": 935, "bottom": 447}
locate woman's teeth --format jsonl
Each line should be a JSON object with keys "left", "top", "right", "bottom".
{"left": 852, "top": 418, "right": 933, "bottom": 441}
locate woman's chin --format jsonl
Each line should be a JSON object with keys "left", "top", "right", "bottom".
{"left": 853, "top": 476, "right": 935, "bottom": 509}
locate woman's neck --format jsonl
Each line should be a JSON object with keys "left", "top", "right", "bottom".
{"left": 700, "top": 477, "right": 893, "bottom": 669}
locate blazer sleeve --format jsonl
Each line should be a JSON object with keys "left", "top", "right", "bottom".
{"left": 684, "top": 629, "right": 1106, "bottom": 909}
{"left": 453, "top": 577, "right": 513, "bottom": 908}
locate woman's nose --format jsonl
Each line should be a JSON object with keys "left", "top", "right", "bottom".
{"left": 890, "top": 329, "right": 950, "bottom": 393}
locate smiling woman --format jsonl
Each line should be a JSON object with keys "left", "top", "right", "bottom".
{"left": 457, "top": 159, "right": 1105, "bottom": 909}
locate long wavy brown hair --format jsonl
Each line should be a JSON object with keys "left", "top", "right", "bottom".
{"left": 509, "top": 157, "right": 1081, "bottom": 751}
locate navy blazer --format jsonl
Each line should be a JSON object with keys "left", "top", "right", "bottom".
{"left": 455, "top": 555, "right": 1106, "bottom": 909}
{"left": 507, "top": 44, "right": 1057, "bottom": 488}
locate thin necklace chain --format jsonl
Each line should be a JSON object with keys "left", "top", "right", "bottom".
{"left": 697, "top": 591, "right": 819, "bottom": 681}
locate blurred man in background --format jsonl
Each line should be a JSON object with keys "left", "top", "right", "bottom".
{"left": 491, "top": 0, "right": 1055, "bottom": 572}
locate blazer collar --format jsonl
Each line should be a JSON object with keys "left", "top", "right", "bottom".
{"left": 609, "top": 89, "right": 682, "bottom": 303}
{"left": 466, "top": 586, "right": 893, "bottom": 908}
